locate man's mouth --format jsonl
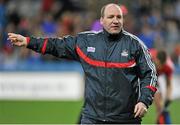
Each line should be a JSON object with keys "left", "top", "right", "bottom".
{"left": 111, "top": 26, "right": 120, "bottom": 29}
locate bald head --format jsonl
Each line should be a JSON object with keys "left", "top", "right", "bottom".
{"left": 100, "top": 3, "right": 123, "bottom": 34}
{"left": 101, "top": 3, "right": 123, "bottom": 18}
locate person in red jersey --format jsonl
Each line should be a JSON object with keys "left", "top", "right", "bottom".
{"left": 150, "top": 49, "right": 174, "bottom": 124}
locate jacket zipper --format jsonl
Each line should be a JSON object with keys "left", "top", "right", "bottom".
{"left": 104, "top": 40, "right": 109, "bottom": 120}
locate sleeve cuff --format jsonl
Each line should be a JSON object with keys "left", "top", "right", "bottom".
{"left": 26, "top": 37, "right": 30, "bottom": 45}
{"left": 145, "top": 85, "right": 157, "bottom": 92}
{"left": 138, "top": 100, "right": 149, "bottom": 109}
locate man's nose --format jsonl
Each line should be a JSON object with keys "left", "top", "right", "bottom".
{"left": 113, "top": 17, "right": 119, "bottom": 23}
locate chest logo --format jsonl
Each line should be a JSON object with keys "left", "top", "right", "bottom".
{"left": 121, "top": 50, "right": 129, "bottom": 57}
{"left": 87, "top": 47, "right": 96, "bottom": 52}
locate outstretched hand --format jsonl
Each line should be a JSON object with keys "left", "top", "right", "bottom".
{"left": 8, "top": 33, "right": 27, "bottom": 47}
{"left": 134, "top": 102, "right": 148, "bottom": 118}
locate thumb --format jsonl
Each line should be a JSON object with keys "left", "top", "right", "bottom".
{"left": 16, "top": 34, "right": 25, "bottom": 42}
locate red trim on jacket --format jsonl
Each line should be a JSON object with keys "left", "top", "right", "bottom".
{"left": 106, "top": 61, "right": 136, "bottom": 68}
{"left": 41, "top": 38, "right": 48, "bottom": 54}
{"left": 146, "top": 85, "right": 157, "bottom": 92}
{"left": 76, "top": 46, "right": 136, "bottom": 68}
{"left": 26, "top": 37, "right": 30, "bottom": 45}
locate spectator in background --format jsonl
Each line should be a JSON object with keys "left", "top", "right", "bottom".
{"left": 8, "top": 3, "right": 157, "bottom": 124}
{"left": 138, "top": 23, "right": 155, "bottom": 49}
{"left": 41, "top": 12, "right": 57, "bottom": 36}
{"left": 0, "top": 0, "right": 7, "bottom": 30}
{"left": 0, "top": 0, "right": 8, "bottom": 48}
{"left": 150, "top": 49, "right": 174, "bottom": 124}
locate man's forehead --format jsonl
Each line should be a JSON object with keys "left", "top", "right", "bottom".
{"left": 105, "top": 4, "right": 122, "bottom": 14}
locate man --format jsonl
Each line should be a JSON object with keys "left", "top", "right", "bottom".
{"left": 8, "top": 3, "right": 157, "bottom": 124}
{"left": 150, "top": 49, "right": 174, "bottom": 124}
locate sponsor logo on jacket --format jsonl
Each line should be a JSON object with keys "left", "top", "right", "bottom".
{"left": 121, "top": 49, "right": 128, "bottom": 57}
{"left": 87, "top": 47, "right": 96, "bottom": 52}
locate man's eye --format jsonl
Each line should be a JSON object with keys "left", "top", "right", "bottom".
{"left": 117, "top": 16, "right": 122, "bottom": 19}
{"left": 108, "top": 16, "right": 113, "bottom": 18}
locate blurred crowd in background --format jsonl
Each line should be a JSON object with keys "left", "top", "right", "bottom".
{"left": 0, "top": 0, "right": 180, "bottom": 70}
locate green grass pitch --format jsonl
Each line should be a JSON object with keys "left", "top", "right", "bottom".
{"left": 0, "top": 99, "right": 179, "bottom": 124}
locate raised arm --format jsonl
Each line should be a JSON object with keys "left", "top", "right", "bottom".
{"left": 8, "top": 33, "right": 79, "bottom": 60}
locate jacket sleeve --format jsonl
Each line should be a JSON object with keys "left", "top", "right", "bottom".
{"left": 26, "top": 35, "right": 79, "bottom": 61}
{"left": 135, "top": 42, "right": 158, "bottom": 108}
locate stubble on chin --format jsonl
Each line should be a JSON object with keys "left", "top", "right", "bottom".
{"left": 109, "top": 30, "right": 121, "bottom": 35}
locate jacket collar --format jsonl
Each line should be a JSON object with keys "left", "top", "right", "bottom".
{"left": 103, "top": 28, "right": 123, "bottom": 41}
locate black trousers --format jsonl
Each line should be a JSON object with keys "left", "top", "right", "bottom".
{"left": 80, "top": 115, "right": 141, "bottom": 124}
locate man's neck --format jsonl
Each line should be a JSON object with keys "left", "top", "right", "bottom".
{"left": 103, "top": 29, "right": 123, "bottom": 41}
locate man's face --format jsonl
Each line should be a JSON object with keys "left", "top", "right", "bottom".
{"left": 100, "top": 4, "right": 123, "bottom": 34}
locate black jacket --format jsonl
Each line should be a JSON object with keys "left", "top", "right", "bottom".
{"left": 27, "top": 29, "right": 157, "bottom": 122}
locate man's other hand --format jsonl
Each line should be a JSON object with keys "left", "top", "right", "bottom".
{"left": 134, "top": 102, "right": 147, "bottom": 118}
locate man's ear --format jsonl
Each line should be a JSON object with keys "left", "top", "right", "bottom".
{"left": 100, "top": 17, "right": 103, "bottom": 25}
